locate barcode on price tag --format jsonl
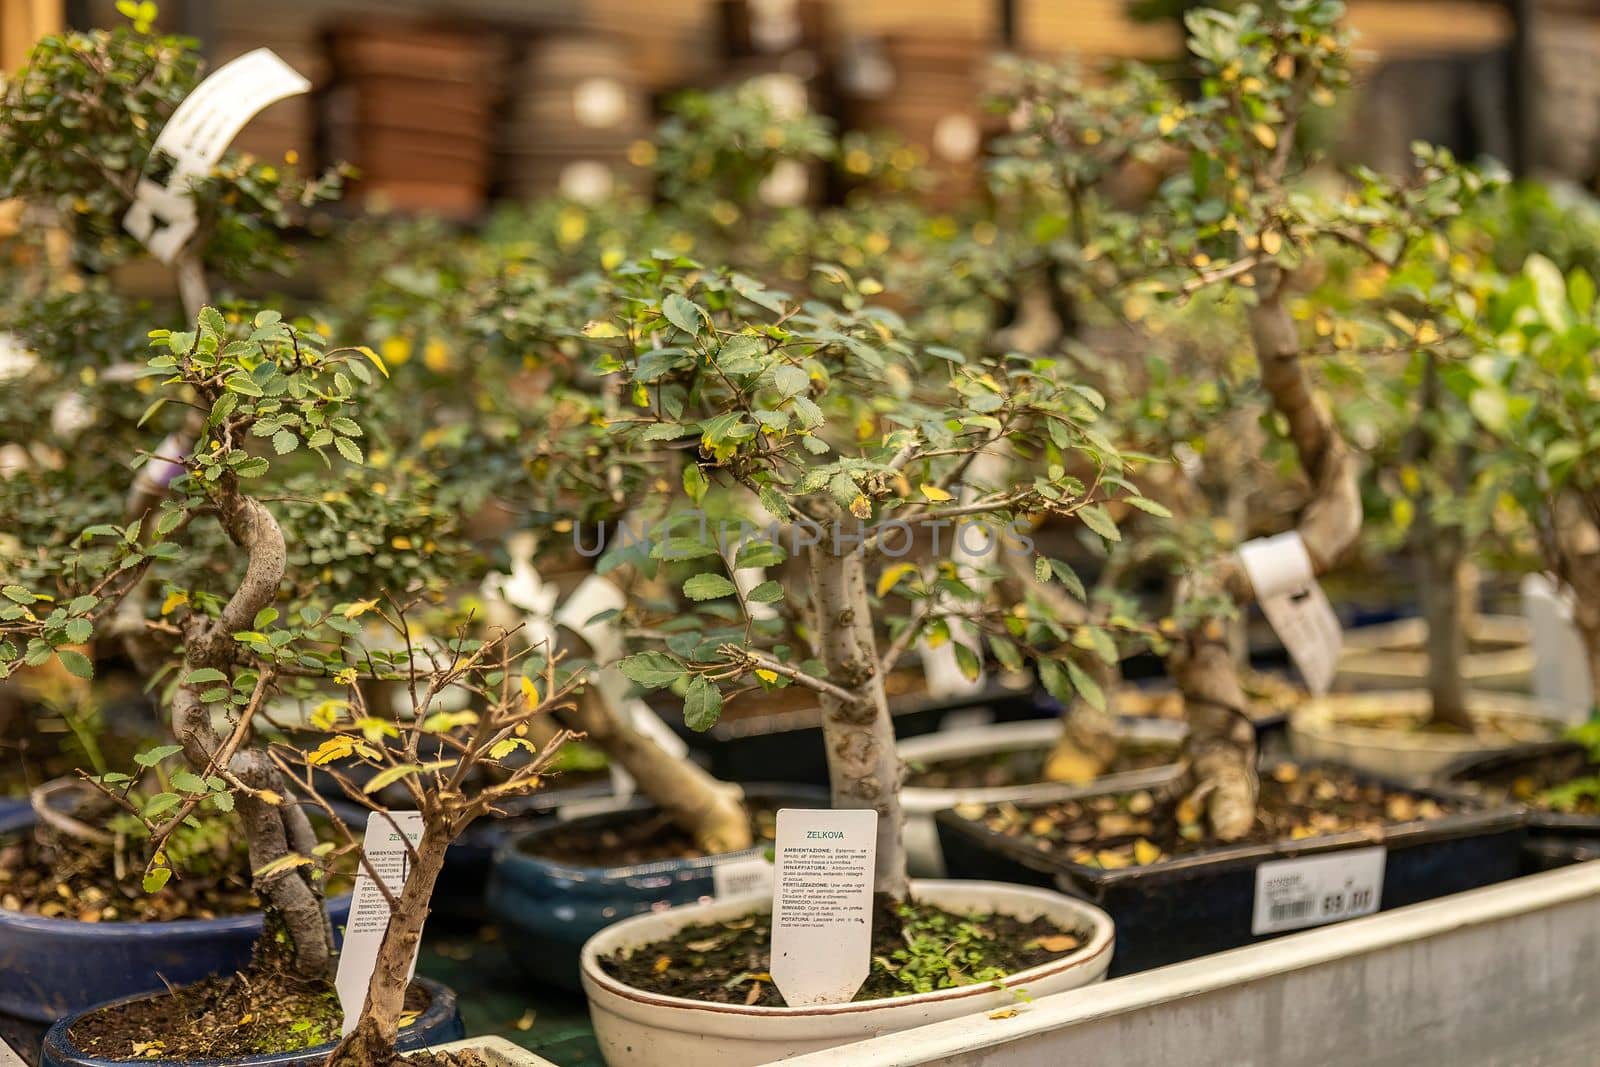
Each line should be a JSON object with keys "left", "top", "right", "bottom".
{"left": 712, "top": 854, "right": 774, "bottom": 899}
{"left": 1251, "top": 847, "right": 1385, "bottom": 935}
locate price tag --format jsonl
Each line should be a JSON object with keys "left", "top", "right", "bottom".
{"left": 769, "top": 808, "right": 878, "bottom": 1006}
{"left": 713, "top": 854, "right": 775, "bottom": 899}
{"left": 124, "top": 49, "right": 310, "bottom": 264}
{"left": 1238, "top": 532, "right": 1342, "bottom": 695}
{"left": 335, "top": 810, "right": 426, "bottom": 1034}
{"left": 1252, "top": 846, "right": 1385, "bottom": 934}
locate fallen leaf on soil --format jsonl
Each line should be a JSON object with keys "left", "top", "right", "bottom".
{"left": 515, "top": 1010, "right": 535, "bottom": 1032}
{"left": 1175, "top": 796, "right": 1201, "bottom": 827}
{"left": 954, "top": 802, "right": 987, "bottom": 821}
{"left": 1095, "top": 850, "right": 1131, "bottom": 869}
{"left": 746, "top": 982, "right": 763, "bottom": 1005}
{"left": 1027, "top": 934, "right": 1081, "bottom": 952}
{"left": 1127, "top": 791, "right": 1154, "bottom": 815}
{"left": 685, "top": 937, "right": 724, "bottom": 952}
{"left": 1133, "top": 839, "right": 1162, "bottom": 865}
{"left": 1096, "top": 813, "right": 1139, "bottom": 836}
{"left": 654, "top": 955, "right": 673, "bottom": 974}
{"left": 1272, "top": 765, "right": 1299, "bottom": 784}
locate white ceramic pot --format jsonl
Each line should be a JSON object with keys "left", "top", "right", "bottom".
{"left": 898, "top": 719, "right": 1185, "bottom": 876}
{"left": 1289, "top": 689, "right": 1564, "bottom": 783}
{"left": 579, "top": 879, "right": 1114, "bottom": 1067}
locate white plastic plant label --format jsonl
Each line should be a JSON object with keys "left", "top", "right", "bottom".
{"left": 712, "top": 854, "right": 775, "bottom": 900}
{"left": 124, "top": 49, "right": 310, "bottom": 263}
{"left": 769, "top": 808, "right": 878, "bottom": 1006}
{"left": 335, "top": 810, "right": 426, "bottom": 1034}
{"left": 1238, "top": 531, "right": 1342, "bottom": 695}
{"left": 1251, "top": 846, "right": 1386, "bottom": 935}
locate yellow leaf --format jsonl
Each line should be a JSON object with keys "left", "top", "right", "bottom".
{"left": 849, "top": 494, "right": 872, "bottom": 519}
{"left": 1133, "top": 838, "right": 1162, "bottom": 865}
{"left": 358, "top": 345, "right": 392, "bottom": 377}
{"left": 1252, "top": 123, "right": 1278, "bottom": 150}
{"left": 987, "top": 1007, "right": 1020, "bottom": 1020}
{"left": 1260, "top": 231, "right": 1282, "bottom": 256}
{"left": 160, "top": 590, "right": 188, "bottom": 617}
{"left": 755, "top": 669, "right": 779, "bottom": 684}
{"left": 919, "top": 484, "right": 953, "bottom": 503}
{"left": 583, "top": 320, "right": 624, "bottom": 339}
{"left": 520, "top": 675, "right": 541, "bottom": 708}
{"left": 390, "top": 536, "right": 413, "bottom": 550}
{"left": 342, "top": 599, "right": 379, "bottom": 619}
{"left": 653, "top": 955, "right": 673, "bottom": 974}
{"left": 422, "top": 339, "right": 452, "bottom": 373}
{"left": 490, "top": 737, "right": 536, "bottom": 759}
{"left": 876, "top": 562, "right": 918, "bottom": 599}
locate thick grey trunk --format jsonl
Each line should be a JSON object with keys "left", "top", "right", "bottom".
{"left": 1044, "top": 656, "right": 1123, "bottom": 783}
{"left": 807, "top": 544, "right": 909, "bottom": 900}
{"left": 557, "top": 685, "right": 752, "bottom": 854}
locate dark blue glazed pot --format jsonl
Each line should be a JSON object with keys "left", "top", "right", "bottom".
{"left": 38, "top": 976, "right": 463, "bottom": 1067}
{"left": 487, "top": 784, "right": 825, "bottom": 991}
{"left": 0, "top": 809, "right": 352, "bottom": 1023}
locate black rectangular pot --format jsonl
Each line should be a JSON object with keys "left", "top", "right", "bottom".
{"left": 648, "top": 676, "right": 1051, "bottom": 785}
{"left": 1444, "top": 741, "right": 1600, "bottom": 874}
{"left": 935, "top": 767, "right": 1526, "bottom": 977}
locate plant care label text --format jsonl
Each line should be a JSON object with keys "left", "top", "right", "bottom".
{"left": 1252, "top": 846, "right": 1386, "bottom": 935}
{"left": 335, "top": 810, "right": 426, "bottom": 1034}
{"left": 1238, "top": 531, "right": 1342, "bottom": 695}
{"left": 769, "top": 808, "right": 878, "bottom": 1006}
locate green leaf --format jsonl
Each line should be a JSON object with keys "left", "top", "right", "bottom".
{"left": 254, "top": 607, "right": 280, "bottom": 629}
{"left": 662, "top": 293, "right": 705, "bottom": 335}
{"left": 272, "top": 430, "right": 299, "bottom": 455}
{"left": 774, "top": 364, "right": 809, "bottom": 397}
{"left": 235, "top": 457, "right": 270, "bottom": 478}
{"left": 2, "top": 586, "right": 34, "bottom": 604}
{"left": 199, "top": 306, "right": 226, "bottom": 338}
{"left": 1078, "top": 505, "right": 1121, "bottom": 542}
{"left": 747, "top": 580, "right": 784, "bottom": 603}
{"left": 1526, "top": 253, "right": 1572, "bottom": 331}
{"left": 225, "top": 373, "right": 264, "bottom": 398}
{"left": 56, "top": 648, "right": 93, "bottom": 678}
{"left": 1468, "top": 387, "right": 1508, "bottom": 434}
{"left": 334, "top": 436, "right": 364, "bottom": 465}
{"left": 142, "top": 867, "right": 172, "bottom": 894}
{"left": 683, "top": 676, "right": 723, "bottom": 731}
{"left": 683, "top": 464, "right": 709, "bottom": 503}
{"left": 953, "top": 642, "right": 981, "bottom": 682}
{"left": 183, "top": 667, "right": 228, "bottom": 686}
{"left": 64, "top": 618, "right": 93, "bottom": 645}
{"left": 330, "top": 417, "right": 363, "bottom": 437}
{"left": 1065, "top": 659, "right": 1106, "bottom": 711}
{"left": 618, "top": 651, "right": 687, "bottom": 689}
{"left": 684, "top": 573, "right": 737, "bottom": 601}
{"left": 1123, "top": 496, "right": 1172, "bottom": 518}
{"left": 142, "top": 792, "right": 181, "bottom": 818}
{"left": 134, "top": 744, "right": 184, "bottom": 767}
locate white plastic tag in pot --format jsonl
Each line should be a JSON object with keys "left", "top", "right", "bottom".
{"left": 335, "top": 810, "right": 426, "bottom": 1034}
{"left": 769, "top": 808, "right": 878, "bottom": 1006}
{"left": 124, "top": 49, "right": 310, "bottom": 263}
{"left": 1238, "top": 531, "right": 1341, "bottom": 695}
{"left": 1251, "top": 846, "right": 1385, "bottom": 934}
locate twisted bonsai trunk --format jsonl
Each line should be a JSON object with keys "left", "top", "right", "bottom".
{"left": 808, "top": 539, "right": 909, "bottom": 900}
{"left": 173, "top": 484, "right": 334, "bottom": 977}
{"left": 1172, "top": 278, "right": 1362, "bottom": 840}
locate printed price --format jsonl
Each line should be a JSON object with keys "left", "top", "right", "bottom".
{"left": 1252, "top": 847, "right": 1385, "bottom": 935}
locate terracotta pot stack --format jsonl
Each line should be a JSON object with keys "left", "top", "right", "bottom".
{"left": 498, "top": 34, "right": 650, "bottom": 204}
{"left": 322, "top": 23, "right": 498, "bottom": 218}
{"left": 841, "top": 34, "right": 996, "bottom": 209}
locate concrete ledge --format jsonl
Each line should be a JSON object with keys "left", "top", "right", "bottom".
{"left": 775, "top": 862, "right": 1600, "bottom": 1066}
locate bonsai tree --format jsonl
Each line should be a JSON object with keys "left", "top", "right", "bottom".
{"left": 977, "top": 0, "right": 1505, "bottom": 836}
{"left": 556, "top": 253, "right": 1147, "bottom": 897}
{"left": 1469, "top": 252, "right": 1600, "bottom": 709}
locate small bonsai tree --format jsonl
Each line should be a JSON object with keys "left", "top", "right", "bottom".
{"left": 558, "top": 254, "right": 1145, "bottom": 897}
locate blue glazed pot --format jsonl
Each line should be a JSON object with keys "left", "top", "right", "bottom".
{"left": 487, "top": 784, "right": 825, "bottom": 991}
{"left": 38, "top": 976, "right": 463, "bottom": 1067}
{"left": 0, "top": 809, "right": 352, "bottom": 1023}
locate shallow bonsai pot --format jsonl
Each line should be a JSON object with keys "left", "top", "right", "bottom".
{"left": 38, "top": 976, "right": 462, "bottom": 1067}
{"left": 0, "top": 810, "right": 353, "bottom": 1023}
{"left": 934, "top": 766, "right": 1524, "bottom": 977}
{"left": 898, "top": 718, "right": 1185, "bottom": 877}
{"left": 1337, "top": 614, "right": 1533, "bottom": 691}
{"left": 1289, "top": 690, "right": 1563, "bottom": 783}
{"left": 1443, "top": 741, "right": 1600, "bottom": 873}
{"left": 487, "top": 784, "right": 826, "bottom": 992}
{"left": 579, "top": 879, "right": 1114, "bottom": 1067}
{"left": 650, "top": 673, "right": 1047, "bottom": 786}
{"left": 424, "top": 1035, "right": 560, "bottom": 1066}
